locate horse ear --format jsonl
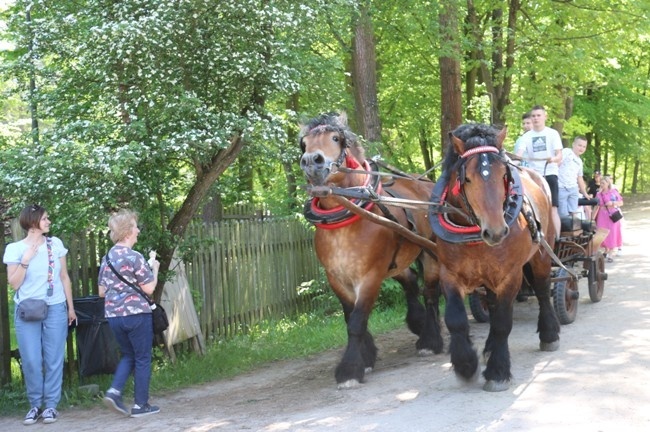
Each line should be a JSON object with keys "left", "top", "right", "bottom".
{"left": 451, "top": 132, "right": 466, "bottom": 155}
{"left": 336, "top": 112, "right": 348, "bottom": 127}
{"left": 495, "top": 127, "right": 507, "bottom": 150}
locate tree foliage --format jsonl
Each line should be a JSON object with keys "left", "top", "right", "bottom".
{"left": 1, "top": 0, "right": 650, "bottom": 241}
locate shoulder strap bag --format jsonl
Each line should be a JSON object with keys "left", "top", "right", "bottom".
{"left": 105, "top": 257, "right": 169, "bottom": 334}
{"left": 16, "top": 237, "right": 53, "bottom": 321}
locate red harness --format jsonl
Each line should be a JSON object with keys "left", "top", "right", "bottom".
{"left": 310, "top": 158, "right": 381, "bottom": 230}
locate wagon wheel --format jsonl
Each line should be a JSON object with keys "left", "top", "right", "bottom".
{"left": 587, "top": 251, "right": 607, "bottom": 303}
{"left": 469, "top": 289, "right": 489, "bottom": 323}
{"left": 553, "top": 268, "right": 579, "bottom": 325}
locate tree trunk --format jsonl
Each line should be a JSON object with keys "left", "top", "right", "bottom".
{"left": 154, "top": 135, "right": 245, "bottom": 301}
{"left": 632, "top": 158, "right": 639, "bottom": 194}
{"left": 201, "top": 194, "right": 223, "bottom": 223}
{"left": 26, "top": 10, "right": 39, "bottom": 145}
{"left": 283, "top": 93, "right": 300, "bottom": 212}
{"left": 438, "top": 0, "right": 463, "bottom": 150}
{"left": 464, "top": 0, "right": 519, "bottom": 126}
{"left": 419, "top": 127, "right": 436, "bottom": 181}
{"left": 350, "top": 1, "right": 381, "bottom": 142}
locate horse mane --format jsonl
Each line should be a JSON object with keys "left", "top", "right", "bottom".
{"left": 299, "top": 112, "right": 366, "bottom": 163}
{"left": 441, "top": 123, "right": 503, "bottom": 182}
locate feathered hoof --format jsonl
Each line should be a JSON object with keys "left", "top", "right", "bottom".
{"left": 364, "top": 366, "right": 373, "bottom": 374}
{"left": 483, "top": 379, "right": 510, "bottom": 392}
{"left": 455, "top": 363, "right": 481, "bottom": 384}
{"left": 540, "top": 340, "right": 560, "bottom": 351}
{"left": 337, "top": 379, "right": 361, "bottom": 390}
{"left": 417, "top": 348, "right": 434, "bottom": 356}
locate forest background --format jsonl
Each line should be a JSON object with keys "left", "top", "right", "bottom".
{"left": 1, "top": 0, "right": 649, "bottom": 298}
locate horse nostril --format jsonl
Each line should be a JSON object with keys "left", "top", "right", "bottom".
{"left": 300, "top": 153, "right": 314, "bottom": 168}
{"left": 313, "top": 153, "right": 324, "bottom": 164}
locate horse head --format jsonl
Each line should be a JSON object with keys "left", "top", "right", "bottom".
{"left": 444, "top": 123, "right": 511, "bottom": 246}
{"left": 299, "top": 112, "right": 366, "bottom": 187}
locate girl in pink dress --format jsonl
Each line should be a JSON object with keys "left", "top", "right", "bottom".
{"left": 595, "top": 176, "right": 623, "bottom": 262}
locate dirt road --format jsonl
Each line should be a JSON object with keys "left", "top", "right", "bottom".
{"left": 2, "top": 196, "right": 650, "bottom": 431}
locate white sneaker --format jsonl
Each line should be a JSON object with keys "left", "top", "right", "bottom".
{"left": 23, "top": 407, "right": 42, "bottom": 425}
{"left": 42, "top": 407, "right": 58, "bottom": 424}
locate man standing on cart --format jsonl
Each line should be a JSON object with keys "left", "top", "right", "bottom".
{"left": 516, "top": 105, "right": 563, "bottom": 239}
{"left": 558, "top": 136, "right": 591, "bottom": 220}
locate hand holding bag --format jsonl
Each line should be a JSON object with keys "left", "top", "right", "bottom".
{"left": 16, "top": 237, "right": 54, "bottom": 321}
{"left": 106, "top": 258, "right": 169, "bottom": 335}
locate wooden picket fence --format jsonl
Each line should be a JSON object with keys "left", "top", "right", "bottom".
{"left": 0, "top": 217, "right": 321, "bottom": 384}
{"left": 183, "top": 219, "right": 320, "bottom": 340}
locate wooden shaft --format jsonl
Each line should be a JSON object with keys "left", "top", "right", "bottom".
{"left": 330, "top": 195, "right": 438, "bottom": 258}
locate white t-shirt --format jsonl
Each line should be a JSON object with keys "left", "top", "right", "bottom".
{"left": 558, "top": 147, "right": 583, "bottom": 189}
{"left": 3, "top": 236, "right": 68, "bottom": 305}
{"left": 521, "top": 127, "right": 563, "bottom": 176}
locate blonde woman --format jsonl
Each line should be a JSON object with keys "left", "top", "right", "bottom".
{"left": 98, "top": 209, "right": 160, "bottom": 417}
{"left": 594, "top": 176, "right": 623, "bottom": 262}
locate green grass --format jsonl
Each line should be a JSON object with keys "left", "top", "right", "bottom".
{"left": 0, "top": 305, "right": 408, "bottom": 416}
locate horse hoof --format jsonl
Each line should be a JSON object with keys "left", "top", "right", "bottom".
{"left": 455, "top": 364, "right": 481, "bottom": 384}
{"left": 417, "top": 348, "right": 434, "bottom": 356}
{"left": 364, "top": 367, "right": 373, "bottom": 374}
{"left": 540, "top": 340, "right": 560, "bottom": 352}
{"left": 337, "top": 379, "right": 361, "bottom": 390}
{"left": 483, "top": 380, "right": 510, "bottom": 392}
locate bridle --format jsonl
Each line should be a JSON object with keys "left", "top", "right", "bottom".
{"left": 429, "top": 144, "right": 523, "bottom": 244}
{"left": 301, "top": 123, "right": 381, "bottom": 229}
{"left": 300, "top": 124, "right": 349, "bottom": 175}
{"left": 450, "top": 145, "right": 516, "bottom": 227}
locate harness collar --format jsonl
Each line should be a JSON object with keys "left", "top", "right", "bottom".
{"left": 304, "top": 159, "right": 382, "bottom": 229}
{"left": 429, "top": 162, "right": 524, "bottom": 244}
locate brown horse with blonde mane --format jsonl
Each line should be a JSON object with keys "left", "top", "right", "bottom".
{"left": 430, "top": 123, "right": 561, "bottom": 391}
{"left": 299, "top": 112, "right": 443, "bottom": 388}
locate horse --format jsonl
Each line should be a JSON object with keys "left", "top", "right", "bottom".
{"left": 429, "top": 123, "right": 561, "bottom": 391}
{"left": 299, "top": 112, "right": 443, "bottom": 388}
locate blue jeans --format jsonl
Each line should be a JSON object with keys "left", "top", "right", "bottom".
{"left": 14, "top": 301, "right": 68, "bottom": 409}
{"left": 107, "top": 314, "right": 153, "bottom": 406}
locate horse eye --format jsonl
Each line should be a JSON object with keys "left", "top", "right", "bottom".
{"left": 332, "top": 135, "right": 340, "bottom": 143}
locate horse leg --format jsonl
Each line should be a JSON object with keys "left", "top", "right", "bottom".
{"left": 482, "top": 288, "right": 514, "bottom": 392}
{"left": 444, "top": 286, "right": 479, "bottom": 381}
{"left": 525, "top": 263, "right": 561, "bottom": 351}
{"left": 335, "top": 300, "right": 377, "bottom": 389}
{"left": 396, "top": 261, "right": 444, "bottom": 355}
{"left": 419, "top": 259, "right": 444, "bottom": 354}
{"left": 396, "top": 268, "right": 426, "bottom": 336}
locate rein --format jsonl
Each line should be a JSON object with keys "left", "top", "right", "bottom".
{"left": 335, "top": 157, "right": 443, "bottom": 182}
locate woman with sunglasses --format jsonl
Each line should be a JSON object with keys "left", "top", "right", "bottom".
{"left": 2, "top": 204, "right": 76, "bottom": 425}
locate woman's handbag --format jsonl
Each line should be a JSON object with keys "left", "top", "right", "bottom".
{"left": 150, "top": 303, "right": 169, "bottom": 335}
{"left": 105, "top": 258, "right": 169, "bottom": 335}
{"left": 17, "top": 298, "right": 48, "bottom": 321}
{"left": 608, "top": 208, "right": 623, "bottom": 223}
{"left": 17, "top": 237, "right": 55, "bottom": 321}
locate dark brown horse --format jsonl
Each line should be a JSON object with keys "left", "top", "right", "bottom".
{"left": 430, "top": 123, "right": 560, "bottom": 391}
{"left": 299, "top": 112, "right": 443, "bottom": 388}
